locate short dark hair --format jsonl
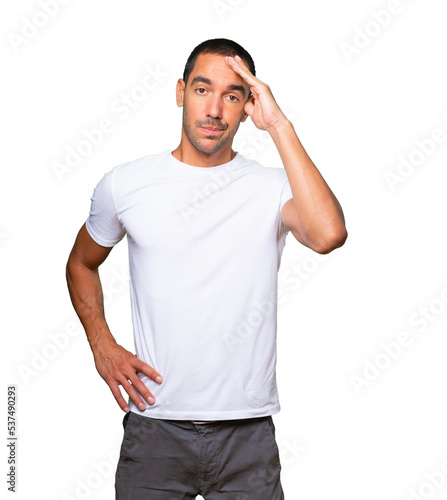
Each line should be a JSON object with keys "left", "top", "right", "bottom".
{"left": 182, "top": 38, "right": 256, "bottom": 87}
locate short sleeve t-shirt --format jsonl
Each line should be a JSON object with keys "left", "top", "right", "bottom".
{"left": 86, "top": 150, "right": 293, "bottom": 420}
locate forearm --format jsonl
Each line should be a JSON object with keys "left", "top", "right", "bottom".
{"left": 66, "top": 260, "right": 117, "bottom": 352}
{"left": 269, "top": 119, "right": 347, "bottom": 247}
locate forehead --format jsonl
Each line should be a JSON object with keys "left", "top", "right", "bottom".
{"left": 188, "top": 53, "right": 249, "bottom": 89}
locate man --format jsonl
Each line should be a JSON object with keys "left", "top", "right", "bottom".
{"left": 66, "top": 38, "right": 347, "bottom": 499}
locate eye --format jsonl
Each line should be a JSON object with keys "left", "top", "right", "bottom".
{"left": 227, "top": 95, "right": 239, "bottom": 102}
{"left": 196, "top": 88, "right": 207, "bottom": 95}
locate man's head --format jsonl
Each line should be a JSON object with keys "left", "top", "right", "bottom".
{"left": 176, "top": 38, "right": 256, "bottom": 157}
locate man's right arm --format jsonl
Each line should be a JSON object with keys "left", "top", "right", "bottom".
{"left": 66, "top": 223, "right": 163, "bottom": 412}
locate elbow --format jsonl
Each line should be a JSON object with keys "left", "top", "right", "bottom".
{"left": 312, "top": 227, "right": 348, "bottom": 255}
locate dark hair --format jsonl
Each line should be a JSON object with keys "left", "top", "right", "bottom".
{"left": 182, "top": 38, "right": 256, "bottom": 87}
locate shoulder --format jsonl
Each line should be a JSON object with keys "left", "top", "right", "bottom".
{"left": 111, "top": 151, "right": 164, "bottom": 178}
{"left": 236, "top": 153, "right": 287, "bottom": 183}
{"left": 96, "top": 151, "right": 167, "bottom": 194}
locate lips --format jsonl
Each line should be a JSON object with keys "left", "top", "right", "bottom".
{"left": 201, "top": 127, "right": 224, "bottom": 134}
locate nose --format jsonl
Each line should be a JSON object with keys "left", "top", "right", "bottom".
{"left": 206, "top": 94, "right": 223, "bottom": 120}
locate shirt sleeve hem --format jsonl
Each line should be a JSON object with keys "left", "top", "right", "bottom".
{"left": 85, "top": 219, "right": 122, "bottom": 248}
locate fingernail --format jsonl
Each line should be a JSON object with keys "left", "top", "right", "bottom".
{"left": 138, "top": 402, "right": 146, "bottom": 411}
{"left": 147, "top": 396, "right": 155, "bottom": 405}
{"left": 124, "top": 406, "right": 129, "bottom": 412}
{"left": 155, "top": 376, "right": 163, "bottom": 383}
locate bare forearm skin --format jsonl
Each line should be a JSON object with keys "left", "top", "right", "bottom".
{"left": 66, "top": 260, "right": 116, "bottom": 352}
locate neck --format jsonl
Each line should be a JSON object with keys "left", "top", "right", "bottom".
{"left": 172, "top": 137, "right": 236, "bottom": 168}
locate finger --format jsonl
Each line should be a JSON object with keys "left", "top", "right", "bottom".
{"left": 132, "top": 357, "right": 163, "bottom": 384}
{"left": 225, "top": 56, "right": 259, "bottom": 87}
{"left": 244, "top": 100, "right": 255, "bottom": 117}
{"left": 225, "top": 55, "right": 255, "bottom": 83}
{"left": 108, "top": 381, "right": 131, "bottom": 413}
{"left": 120, "top": 377, "right": 151, "bottom": 411}
{"left": 127, "top": 373, "right": 157, "bottom": 406}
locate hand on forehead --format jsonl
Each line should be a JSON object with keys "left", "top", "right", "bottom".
{"left": 225, "top": 55, "right": 258, "bottom": 95}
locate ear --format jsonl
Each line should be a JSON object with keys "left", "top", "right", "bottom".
{"left": 176, "top": 79, "right": 185, "bottom": 107}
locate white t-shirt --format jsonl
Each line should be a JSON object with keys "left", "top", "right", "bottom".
{"left": 86, "top": 149, "right": 293, "bottom": 420}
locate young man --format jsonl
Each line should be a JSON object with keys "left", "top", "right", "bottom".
{"left": 66, "top": 38, "right": 347, "bottom": 499}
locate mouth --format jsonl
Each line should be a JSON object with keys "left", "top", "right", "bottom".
{"left": 200, "top": 126, "right": 224, "bottom": 134}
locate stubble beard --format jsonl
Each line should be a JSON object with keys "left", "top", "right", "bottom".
{"left": 182, "top": 107, "right": 241, "bottom": 155}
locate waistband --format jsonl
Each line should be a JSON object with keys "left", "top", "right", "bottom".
{"left": 190, "top": 420, "right": 216, "bottom": 425}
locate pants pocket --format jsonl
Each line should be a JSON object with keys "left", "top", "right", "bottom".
{"left": 263, "top": 417, "right": 281, "bottom": 469}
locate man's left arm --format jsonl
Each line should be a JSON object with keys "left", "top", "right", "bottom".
{"left": 226, "top": 55, "right": 348, "bottom": 254}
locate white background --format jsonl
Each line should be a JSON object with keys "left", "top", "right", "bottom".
{"left": 1, "top": 0, "right": 447, "bottom": 499}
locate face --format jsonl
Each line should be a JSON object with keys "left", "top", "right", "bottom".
{"left": 176, "top": 53, "right": 251, "bottom": 156}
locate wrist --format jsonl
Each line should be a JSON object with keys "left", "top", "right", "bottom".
{"left": 88, "top": 327, "right": 117, "bottom": 354}
{"left": 267, "top": 116, "right": 293, "bottom": 140}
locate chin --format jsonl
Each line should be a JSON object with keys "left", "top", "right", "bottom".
{"left": 194, "top": 141, "right": 227, "bottom": 155}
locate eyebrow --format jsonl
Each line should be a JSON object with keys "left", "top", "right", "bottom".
{"left": 190, "top": 76, "right": 247, "bottom": 96}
